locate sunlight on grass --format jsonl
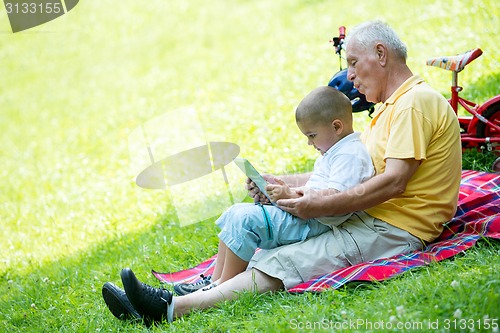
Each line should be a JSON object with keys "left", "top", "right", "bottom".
{"left": 1, "top": 0, "right": 499, "bottom": 277}
{"left": 0, "top": 0, "right": 499, "bottom": 331}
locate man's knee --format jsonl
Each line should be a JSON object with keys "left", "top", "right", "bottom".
{"left": 250, "top": 268, "right": 284, "bottom": 292}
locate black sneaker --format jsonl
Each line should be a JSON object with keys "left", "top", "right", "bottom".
{"left": 121, "top": 268, "right": 174, "bottom": 324}
{"left": 102, "top": 282, "right": 141, "bottom": 321}
{"left": 173, "top": 274, "right": 212, "bottom": 296}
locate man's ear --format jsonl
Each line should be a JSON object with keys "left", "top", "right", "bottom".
{"left": 376, "top": 43, "right": 387, "bottom": 66}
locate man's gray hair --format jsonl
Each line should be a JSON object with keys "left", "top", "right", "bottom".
{"left": 346, "top": 20, "right": 407, "bottom": 60}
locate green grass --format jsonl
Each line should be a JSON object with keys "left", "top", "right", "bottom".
{"left": 462, "top": 149, "right": 499, "bottom": 172}
{"left": 1, "top": 0, "right": 499, "bottom": 332}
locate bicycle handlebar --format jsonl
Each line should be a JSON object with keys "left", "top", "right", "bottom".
{"left": 338, "top": 26, "right": 345, "bottom": 40}
{"left": 330, "top": 26, "right": 347, "bottom": 70}
{"left": 334, "top": 26, "right": 346, "bottom": 56}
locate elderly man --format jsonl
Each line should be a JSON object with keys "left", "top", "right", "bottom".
{"left": 102, "top": 20, "right": 461, "bottom": 324}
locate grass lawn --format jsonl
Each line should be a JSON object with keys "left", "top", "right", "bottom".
{"left": 1, "top": 0, "right": 499, "bottom": 332}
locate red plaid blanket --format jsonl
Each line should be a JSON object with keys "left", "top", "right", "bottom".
{"left": 152, "top": 170, "right": 500, "bottom": 293}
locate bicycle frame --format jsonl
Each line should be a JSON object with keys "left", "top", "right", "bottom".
{"left": 425, "top": 48, "right": 500, "bottom": 151}
{"left": 450, "top": 70, "right": 500, "bottom": 146}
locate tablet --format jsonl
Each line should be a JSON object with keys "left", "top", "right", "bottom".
{"left": 234, "top": 158, "right": 274, "bottom": 204}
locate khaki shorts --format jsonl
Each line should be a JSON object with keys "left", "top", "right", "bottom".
{"left": 249, "top": 211, "right": 424, "bottom": 289}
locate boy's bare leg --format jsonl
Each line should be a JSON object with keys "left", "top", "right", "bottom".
{"left": 174, "top": 268, "right": 283, "bottom": 318}
{"left": 219, "top": 245, "right": 249, "bottom": 284}
{"left": 192, "top": 241, "right": 246, "bottom": 294}
{"left": 211, "top": 240, "right": 227, "bottom": 281}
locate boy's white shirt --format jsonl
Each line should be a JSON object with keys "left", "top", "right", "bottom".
{"left": 304, "top": 132, "right": 374, "bottom": 226}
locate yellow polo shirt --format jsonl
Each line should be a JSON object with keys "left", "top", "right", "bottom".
{"left": 361, "top": 75, "right": 462, "bottom": 242}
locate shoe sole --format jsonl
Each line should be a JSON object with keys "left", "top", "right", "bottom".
{"left": 102, "top": 282, "right": 141, "bottom": 320}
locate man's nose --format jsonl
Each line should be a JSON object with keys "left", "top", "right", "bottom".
{"left": 347, "top": 68, "right": 355, "bottom": 82}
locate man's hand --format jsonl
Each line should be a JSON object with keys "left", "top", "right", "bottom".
{"left": 276, "top": 188, "right": 324, "bottom": 219}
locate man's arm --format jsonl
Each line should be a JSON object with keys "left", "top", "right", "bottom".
{"left": 277, "top": 158, "right": 421, "bottom": 219}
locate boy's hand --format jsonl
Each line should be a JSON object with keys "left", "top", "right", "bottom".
{"left": 246, "top": 175, "right": 276, "bottom": 204}
{"left": 266, "top": 178, "right": 299, "bottom": 202}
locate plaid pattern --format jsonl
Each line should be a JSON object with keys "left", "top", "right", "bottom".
{"left": 152, "top": 170, "right": 500, "bottom": 293}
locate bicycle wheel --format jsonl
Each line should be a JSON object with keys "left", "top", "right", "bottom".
{"left": 476, "top": 102, "right": 500, "bottom": 138}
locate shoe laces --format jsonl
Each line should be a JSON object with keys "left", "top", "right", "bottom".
{"left": 201, "top": 282, "right": 217, "bottom": 292}
{"left": 142, "top": 283, "right": 170, "bottom": 303}
{"left": 192, "top": 274, "right": 211, "bottom": 286}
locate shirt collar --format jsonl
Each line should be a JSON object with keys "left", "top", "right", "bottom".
{"left": 323, "top": 132, "right": 360, "bottom": 156}
{"left": 370, "top": 75, "right": 424, "bottom": 124}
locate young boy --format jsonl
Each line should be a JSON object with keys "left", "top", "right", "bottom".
{"left": 174, "top": 86, "right": 374, "bottom": 295}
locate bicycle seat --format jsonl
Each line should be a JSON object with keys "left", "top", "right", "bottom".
{"left": 426, "top": 48, "right": 483, "bottom": 72}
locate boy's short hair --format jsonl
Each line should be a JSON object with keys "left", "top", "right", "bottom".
{"left": 295, "top": 86, "right": 353, "bottom": 126}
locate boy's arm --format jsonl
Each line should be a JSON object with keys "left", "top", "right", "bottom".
{"left": 266, "top": 180, "right": 299, "bottom": 202}
{"left": 247, "top": 172, "right": 312, "bottom": 204}
{"left": 271, "top": 173, "right": 312, "bottom": 187}
{"left": 265, "top": 173, "right": 313, "bottom": 202}
{"left": 267, "top": 183, "right": 340, "bottom": 202}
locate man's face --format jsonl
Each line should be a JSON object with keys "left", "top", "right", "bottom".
{"left": 346, "top": 39, "right": 383, "bottom": 104}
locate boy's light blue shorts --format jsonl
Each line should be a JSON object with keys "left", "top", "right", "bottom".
{"left": 216, "top": 203, "right": 331, "bottom": 261}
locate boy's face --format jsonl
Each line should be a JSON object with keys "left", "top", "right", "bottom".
{"left": 297, "top": 119, "right": 342, "bottom": 155}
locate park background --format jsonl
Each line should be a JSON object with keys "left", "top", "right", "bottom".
{"left": 0, "top": 0, "right": 499, "bottom": 332}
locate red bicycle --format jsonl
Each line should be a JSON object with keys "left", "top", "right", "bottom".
{"left": 427, "top": 49, "right": 500, "bottom": 151}
{"left": 328, "top": 26, "right": 500, "bottom": 152}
